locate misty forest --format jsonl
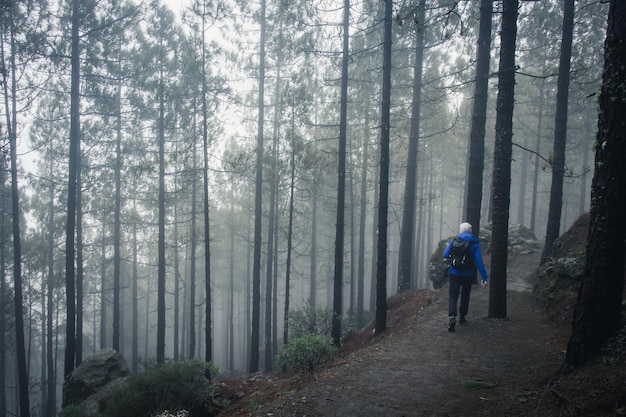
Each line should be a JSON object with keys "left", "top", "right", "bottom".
{"left": 2, "top": 0, "right": 624, "bottom": 416}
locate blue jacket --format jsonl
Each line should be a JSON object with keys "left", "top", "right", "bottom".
{"left": 442, "top": 232, "right": 488, "bottom": 283}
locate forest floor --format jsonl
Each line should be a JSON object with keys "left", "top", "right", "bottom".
{"left": 217, "top": 240, "right": 626, "bottom": 416}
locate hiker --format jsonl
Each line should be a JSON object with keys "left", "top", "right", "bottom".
{"left": 442, "top": 222, "right": 488, "bottom": 332}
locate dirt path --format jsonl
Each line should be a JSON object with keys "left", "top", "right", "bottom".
{"left": 262, "top": 252, "right": 570, "bottom": 417}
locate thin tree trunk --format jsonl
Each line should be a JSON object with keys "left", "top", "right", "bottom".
{"left": 200, "top": 2, "right": 213, "bottom": 365}
{"left": 249, "top": 0, "right": 266, "bottom": 373}
{"left": 64, "top": 0, "right": 81, "bottom": 380}
{"left": 157, "top": 63, "right": 166, "bottom": 364}
{"left": 465, "top": 0, "right": 493, "bottom": 237}
{"left": 283, "top": 116, "right": 296, "bottom": 344}
{"left": 131, "top": 195, "right": 138, "bottom": 373}
{"left": 489, "top": 0, "right": 518, "bottom": 319}
{"left": 542, "top": 0, "right": 575, "bottom": 259}
{"left": 397, "top": 0, "right": 425, "bottom": 293}
{"left": 357, "top": 101, "right": 370, "bottom": 329}
{"left": 530, "top": 83, "right": 545, "bottom": 236}
{"left": 188, "top": 103, "right": 198, "bottom": 359}
{"left": 113, "top": 77, "right": 123, "bottom": 353}
{"left": 46, "top": 153, "right": 56, "bottom": 417}
{"left": 76, "top": 144, "right": 84, "bottom": 367}
{"left": 0, "top": 202, "right": 6, "bottom": 417}
{"left": 310, "top": 180, "right": 318, "bottom": 307}
{"left": 332, "top": 0, "right": 350, "bottom": 347}
{"left": 264, "top": 63, "right": 281, "bottom": 369}
{"left": 375, "top": 0, "right": 393, "bottom": 335}
{"left": 100, "top": 226, "right": 107, "bottom": 349}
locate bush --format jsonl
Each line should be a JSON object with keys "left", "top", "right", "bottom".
{"left": 59, "top": 405, "right": 88, "bottom": 417}
{"left": 288, "top": 303, "right": 333, "bottom": 340}
{"left": 276, "top": 334, "right": 338, "bottom": 375}
{"left": 103, "top": 359, "right": 221, "bottom": 417}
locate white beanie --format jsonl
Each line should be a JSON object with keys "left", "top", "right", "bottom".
{"left": 459, "top": 222, "right": 472, "bottom": 234}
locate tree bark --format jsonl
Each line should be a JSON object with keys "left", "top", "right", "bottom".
{"left": 375, "top": 0, "right": 393, "bottom": 335}
{"left": 542, "top": 0, "right": 575, "bottom": 259}
{"left": 564, "top": 0, "right": 626, "bottom": 370}
{"left": 488, "top": 0, "right": 518, "bottom": 319}
{"left": 249, "top": 0, "right": 266, "bottom": 373}
{"left": 64, "top": 0, "right": 80, "bottom": 380}
{"left": 332, "top": 0, "right": 350, "bottom": 347}
{"left": 465, "top": 0, "right": 493, "bottom": 237}
{"left": 397, "top": 0, "right": 425, "bottom": 293}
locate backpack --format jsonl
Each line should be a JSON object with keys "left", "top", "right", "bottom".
{"left": 448, "top": 238, "right": 474, "bottom": 271}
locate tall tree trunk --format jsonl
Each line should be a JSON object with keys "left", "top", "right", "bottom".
{"left": 357, "top": 100, "right": 370, "bottom": 329}
{"left": 465, "top": 0, "right": 493, "bottom": 237}
{"left": 201, "top": 2, "right": 213, "bottom": 365}
{"left": 397, "top": 0, "right": 425, "bottom": 292}
{"left": 332, "top": 0, "right": 350, "bottom": 347}
{"left": 265, "top": 64, "right": 281, "bottom": 369}
{"left": 131, "top": 192, "right": 138, "bottom": 373}
{"left": 249, "top": 0, "right": 267, "bottom": 373}
{"left": 375, "top": 0, "right": 393, "bottom": 335}
{"left": 2, "top": 20, "right": 30, "bottom": 415}
{"left": 64, "top": 0, "right": 80, "bottom": 380}
{"left": 542, "top": 0, "right": 575, "bottom": 259}
{"left": 173, "top": 195, "right": 180, "bottom": 361}
{"left": 283, "top": 117, "right": 296, "bottom": 345}
{"left": 46, "top": 153, "right": 56, "bottom": 417}
{"left": 488, "top": 0, "right": 518, "bottom": 319}
{"left": 189, "top": 144, "right": 197, "bottom": 359}
{"left": 0, "top": 198, "right": 6, "bottom": 417}
{"left": 157, "top": 64, "right": 166, "bottom": 364}
{"left": 530, "top": 83, "right": 545, "bottom": 236}
{"left": 99, "top": 226, "right": 107, "bottom": 349}
{"left": 310, "top": 180, "right": 318, "bottom": 307}
{"left": 564, "top": 0, "right": 626, "bottom": 370}
{"left": 76, "top": 145, "right": 84, "bottom": 367}
{"left": 113, "top": 78, "right": 123, "bottom": 353}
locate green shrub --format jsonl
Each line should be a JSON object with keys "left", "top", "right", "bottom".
{"left": 103, "top": 359, "right": 221, "bottom": 417}
{"left": 288, "top": 303, "right": 333, "bottom": 340}
{"left": 276, "top": 334, "right": 338, "bottom": 375}
{"left": 58, "top": 404, "right": 88, "bottom": 417}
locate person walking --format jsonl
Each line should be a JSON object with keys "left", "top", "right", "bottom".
{"left": 442, "top": 222, "right": 488, "bottom": 332}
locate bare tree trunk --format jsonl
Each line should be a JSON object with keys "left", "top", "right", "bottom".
{"left": 0, "top": 203, "right": 6, "bottom": 417}
{"left": 46, "top": 153, "right": 56, "bottom": 417}
{"left": 564, "top": 0, "right": 626, "bottom": 370}
{"left": 64, "top": 0, "right": 81, "bottom": 381}
{"left": 542, "top": 0, "right": 575, "bottom": 259}
{"left": 189, "top": 142, "right": 197, "bottom": 358}
{"left": 465, "top": 0, "right": 493, "bottom": 237}
{"left": 397, "top": 0, "right": 425, "bottom": 292}
{"left": 200, "top": 2, "right": 213, "bottom": 365}
{"left": 157, "top": 64, "right": 166, "bottom": 364}
{"left": 332, "top": 0, "right": 350, "bottom": 347}
{"left": 375, "top": 0, "right": 393, "bottom": 335}
{"left": 283, "top": 118, "right": 296, "bottom": 344}
{"left": 250, "top": 0, "right": 267, "bottom": 374}
{"left": 489, "top": 0, "right": 518, "bottom": 319}
{"left": 530, "top": 83, "right": 545, "bottom": 236}
{"left": 131, "top": 194, "right": 138, "bottom": 373}
{"left": 113, "top": 77, "right": 123, "bottom": 353}
{"left": 357, "top": 101, "right": 370, "bottom": 329}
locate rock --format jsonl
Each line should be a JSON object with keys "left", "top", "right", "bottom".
{"left": 63, "top": 349, "right": 130, "bottom": 408}
{"left": 79, "top": 376, "right": 130, "bottom": 417}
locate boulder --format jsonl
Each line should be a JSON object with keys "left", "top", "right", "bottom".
{"left": 63, "top": 349, "right": 130, "bottom": 408}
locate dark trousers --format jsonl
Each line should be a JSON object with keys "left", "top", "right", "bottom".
{"left": 448, "top": 274, "right": 474, "bottom": 318}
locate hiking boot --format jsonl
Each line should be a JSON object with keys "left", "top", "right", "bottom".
{"left": 448, "top": 317, "right": 456, "bottom": 332}
{"left": 459, "top": 316, "right": 467, "bottom": 325}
